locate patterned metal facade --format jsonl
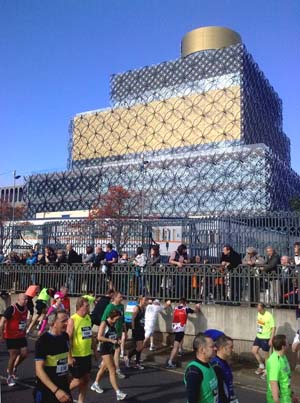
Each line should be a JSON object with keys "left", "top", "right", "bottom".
{"left": 24, "top": 41, "right": 300, "bottom": 218}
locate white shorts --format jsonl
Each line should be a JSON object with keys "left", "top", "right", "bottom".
{"left": 144, "top": 328, "right": 154, "bottom": 338}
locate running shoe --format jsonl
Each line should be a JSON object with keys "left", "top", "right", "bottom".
{"left": 255, "top": 367, "right": 265, "bottom": 375}
{"left": 7, "top": 375, "right": 16, "bottom": 387}
{"left": 116, "top": 390, "right": 127, "bottom": 401}
{"left": 120, "top": 352, "right": 125, "bottom": 359}
{"left": 166, "top": 362, "right": 176, "bottom": 369}
{"left": 178, "top": 350, "right": 184, "bottom": 357}
{"left": 149, "top": 346, "right": 157, "bottom": 351}
{"left": 12, "top": 368, "right": 19, "bottom": 380}
{"left": 116, "top": 369, "right": 126, "bottom": 379}
{"left": 90, "top": 382, "right": 104, "bottom": 394}
{"left": 134, "top": 363, "right": 144, "bottom": 370}
{"left": 260, "top": 370, "right": 266, "bottom": 380}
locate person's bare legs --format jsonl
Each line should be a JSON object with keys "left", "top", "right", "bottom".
{"left": 70, "top": 374, "right": 89, "bottom": 403}
{"left": 168, "top": 340, "right": 180, "bottom": 365}
{"left": 12, "top": 347, "right": 28, "bottom": 370}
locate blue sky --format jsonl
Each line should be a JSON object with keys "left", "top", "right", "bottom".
{"left": 0, "top": 0, "right": 299, "bottom": 186}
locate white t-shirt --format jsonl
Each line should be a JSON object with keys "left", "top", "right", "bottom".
{"left": 144, "top": 304, "right": 163, "bottom": 329}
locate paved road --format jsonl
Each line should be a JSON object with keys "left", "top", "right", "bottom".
{"left": 0, "top": 338, "right": 266, "bottom": 403}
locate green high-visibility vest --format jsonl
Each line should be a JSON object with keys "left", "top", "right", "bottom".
{"left": 184, "top": 360, "right": 218, "bottom": 403}
{"left": 37, "top": 288, "right": 50, "bottom": 302}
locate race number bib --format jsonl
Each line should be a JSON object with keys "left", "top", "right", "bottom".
{"left": 19, "top": 320, "right": 26, "bottom": 331}
{"left": 257, "top": 324, "right": 263, "bottom": 334}
{"left": 172, "top": 322, "right": 184, "bottom": 332}
{"left": 56, "top": 358, "right": 68, "bottom": 375}
{"left": 109, "top": 331, "right": 117, "bottom": 340}
{"left": 81, "top": 326, "right": 92, "bottom": 339}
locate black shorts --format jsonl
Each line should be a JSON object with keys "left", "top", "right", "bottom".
{"left": 6, "top": 337, "right": 27, "bottom": 350}
{"left": 125, "top": 322, "right": 132, "bottom": 331}
{"left": 36, "top": 300, "right": 47, "bottom": 315}
{"left": 133, "top": 328, "right": 145, "bottom": 342}
{"left": 70, "top": 355, "right": 92, "bottom": 379}
{"left": 174, "top": 332, "right": 185, "bottom": 343}
{"left": 99, "top": 342, "right": 114, "bottom": 356}
{"left": 253, "top": 337, "right": 270, "bottom": 352}
{"left": 34, "top": 386, "right": 72, "bottom": 403}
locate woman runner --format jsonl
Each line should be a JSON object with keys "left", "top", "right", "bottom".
{"left": 90, "top": 310, "right": 127, "bottom": 401}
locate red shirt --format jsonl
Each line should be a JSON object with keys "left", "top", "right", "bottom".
{"left": 4, "top": 304, "right": 28, "bottom": 339}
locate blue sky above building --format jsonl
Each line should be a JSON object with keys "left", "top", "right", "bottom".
{"left": 0, "top": 0, "right": 299, "bottom": 186}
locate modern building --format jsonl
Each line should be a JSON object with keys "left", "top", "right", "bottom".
{"left": 24, "top": 26, "right": 300, "bottom": 219}
{"left": 0, "top": 185, "right": 24, "bottom": 207}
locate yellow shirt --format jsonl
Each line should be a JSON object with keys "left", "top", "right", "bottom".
{"left": 256, "top": 311, "right": 275, "bottom": 339}
{"left": 71, "top": 313, "right": 92, "bottom": 357}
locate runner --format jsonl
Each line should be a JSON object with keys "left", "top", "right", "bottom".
{"left": 59, "top": 286, "right": 71, "bottom": 314}
{"left": 184, "top": 332, "right": 218, "bottom": 403}
{"left": 101, "top": 291, "right": 126, "bottom": 379}
{"left": 252, "top": 302, "right": 276, "bottom": 378}
{"left": 266, "top": 334, "right": 298, "bottom": 403}
{"left": 144, "top": 299, "right": 171, "bottom": 351}
{"left": 34, "top": 309, "right": 72, "bottom": 403}
{"left": 0, "top": 293, "right": 28, "bottom": 386}
{"left": 125, "top": 295, "right": 148, "bottom": 370}
{"left": 25, "top": 284, "right": 40, "bottom": 327}
{"left": 90, "top": 289, "right": 115, "bottom": 354}
{"left": 90, "top": 310, "right": 127, "bottom": 400}
{"left": 166, "top": 298, "right": 201, "bottom": 368}
{"left": 38, "top": 292, "right": 65, "bottom": 336}
{"left": 27, "top": 287, "right": 55, "bottom": 334}
{"left": 67, "top": 297, "right": 93, "bottom": 403}
{"left": 122, "top": 298, "right": 138, "bottom": 358}
{"left": 211, "top": 335, "right": 239, "bottom": 403}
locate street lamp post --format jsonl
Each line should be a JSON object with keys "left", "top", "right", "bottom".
{"left": 141, "top": 157, "right": 149, "bottom": 223}
{"left": 11, "top": 170, "right": 21, "bottom": 251}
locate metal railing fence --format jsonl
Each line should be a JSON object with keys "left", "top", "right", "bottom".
{"left": 1, "top": 264, "right": 299, "bottom": 307}
{"left": 2, "top": 211, "right": 300, "bottom": 259}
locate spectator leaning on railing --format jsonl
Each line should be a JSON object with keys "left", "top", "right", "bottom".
{"left": 220, "top": 245, "right": 242, "bottom": 303}
{"left": 242, "top": 247, "right": 265, "bottom": 304}
{"left": 66, "top": 244, "right": 81, "bottom": 265}
{"left": 260, "top": 246, "right": 281, "bottom": 305}
{"left": 169, "top": 244, "right": 190, "bottom": 298}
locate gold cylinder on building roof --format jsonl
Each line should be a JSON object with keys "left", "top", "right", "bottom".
{"left": 181, "top": 26, "right": 242, "bottom": 57}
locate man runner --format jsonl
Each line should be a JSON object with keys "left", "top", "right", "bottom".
{"left": 252, "top": 302, "right": 276, "bottom": 378}
{"left": 34, "top": 309, "right": 72, "bottom": 403}
{"left": 184, "top": 332, "right": 218, "bottom": 403}
{"left": 67, "top": 297, "right": 93, "bottom": 403}
{"left": 211, "top": 335, "right": 239, "bottom": 403}
{"left": 0, "top": 293, "right": 29, "bottom": 386}
{"left": 266, "top": 334, "right": 298, "bottom": 403}
{"left": 167, "top": 298, "right": 200, "bottom": 368}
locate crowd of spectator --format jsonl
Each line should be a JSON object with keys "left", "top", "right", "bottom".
{"left": 0, "top": 241, "right": 299, "bottom": 306}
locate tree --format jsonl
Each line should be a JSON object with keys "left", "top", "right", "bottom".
{"left": 290, "top": 196, "right": 300, "bottom": 212}
{"left": 0, "top": 199, "right": 26, "bottom": 252}
{"left": 89, "top": 186, "right": 141, "bottom": 252}
{"left": 0, "top": 199, "right": 26, "bottom": 224}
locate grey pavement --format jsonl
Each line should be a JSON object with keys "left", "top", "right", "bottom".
{"left": 0, "top": 337, "right": 298, "bottom": 402}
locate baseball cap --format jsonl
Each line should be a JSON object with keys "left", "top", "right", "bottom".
{"left": 54, "top": 291, "right": 64, "bottom": 300}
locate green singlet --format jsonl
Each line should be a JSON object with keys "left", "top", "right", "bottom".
{"left": 184, "top": 360, "right": 218, "bottom": 403}
{"left": 266, "top": 352, "right": 292, "bottom": 403}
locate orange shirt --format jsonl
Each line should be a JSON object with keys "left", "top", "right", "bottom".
{"left": 25, "top": 285, "right": 39, "bottom": 298}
